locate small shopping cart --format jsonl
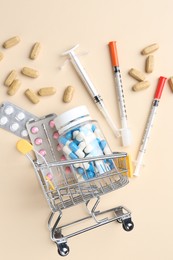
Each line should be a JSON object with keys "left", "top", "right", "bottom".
{"left": 17, "top": 137, "right": 134, "bottom": 256}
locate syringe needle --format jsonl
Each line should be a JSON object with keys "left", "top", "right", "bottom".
{"left": 108, "top": 41, "right": 131, "bottom": 146}
{"left": 133, "top": 76, "right": 167, "bottom": 177}
{"left": 62, "top": 45, "right": 120, "bottom": 138}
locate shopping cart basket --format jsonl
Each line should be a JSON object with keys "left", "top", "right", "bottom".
{"left": 16, "top": 139, "right": 134, "bottom": 256}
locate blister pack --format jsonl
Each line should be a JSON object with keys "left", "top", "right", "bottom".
{"left": 0, "top": 101, "right": 38, "bottom": 139}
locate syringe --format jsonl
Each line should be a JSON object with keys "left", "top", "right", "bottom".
{"left": 133, "top": 76, "right": 167, "bottom": 177}
{"left": 108, "top": 41, "right": 131, "bottom": 146}
{"left": 62, "top": 44, "right": 120, "bottom": 137}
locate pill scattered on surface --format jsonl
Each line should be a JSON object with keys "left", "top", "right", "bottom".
{"left": 25, "top": 89, "right": 40, "bottom": 104}
{"left": 132, "top": 81, "right": 150, "bottom": 91}
{"left": 168, "top": 77, "right": 173, "bottom": 92}
{"left": 2, "top": 36, "right": 20, "bottom": 49}
{"left": 63, "top": 85, "right": 74, "bottom": 103}
{"left": 29, "top": 42, "right": 41, "bottom": 60}
{"left": 129, "top": 68, "right": 146, "bottom": 81}
{"left": 4, "top": 70, "right": 17, "bottom": 87}
{"left": 145, "top": 55, "right": 154, "bottom": 73}
{"left": 38, "top": 87, "right": 56, "bottom": 96}
{"left": 141, "top": 43, "right": 159, "bottom": 55}
{"left": 0, "top": 52, "right": 4, "bottom": 61}
{"left": 21, "top": 67, "right": 39, "bottom": 78}
{"left": 7, "top": 79, "right": 21, "bottom": 96}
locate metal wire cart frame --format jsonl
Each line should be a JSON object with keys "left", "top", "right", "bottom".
{"left": 17, "top": 138, "right": 134, "bottom": 257}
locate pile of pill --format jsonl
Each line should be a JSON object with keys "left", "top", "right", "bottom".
{"left": 129, "top": 43, "right": 159, "bottom": 92}
{"left": 58, "top": 123, "right": 115, "bottom": 181}
{"left": 1, "top": 36, "right": 61, "bottom": 104}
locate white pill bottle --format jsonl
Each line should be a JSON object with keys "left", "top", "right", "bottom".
{"left": 54, "top": 106, "right": 115, "bottom": 181}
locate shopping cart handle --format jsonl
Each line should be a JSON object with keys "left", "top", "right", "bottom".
{"left": 16, "top": 139, "right": 33, "bottom": 155}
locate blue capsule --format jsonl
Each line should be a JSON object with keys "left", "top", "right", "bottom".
{"left": 69, "top": 141, "right": 79, "bottom": 152}
{"left": 59, "top": 136, "right": 69, "bottom": 145}
{"left": 83, "top": 170, "right": 95, "bottom": 180}
{"left": 77, "top": 167, "right": 85, "bottom": 175}
{"left": 69, "top": 152, "right": 78, "bottom": 159}
{"left": 65, "top": 131, "right": 72, "bottom": 140}
{"left": 99, "top": 140, "right": 107, "bottom": 150}
{"left": 91, "top": 124, "right": 97, "bottom": 132}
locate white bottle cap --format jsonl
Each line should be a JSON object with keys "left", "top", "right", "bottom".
{"left": 54, "top": 106, "right": 91, "bottom": 134}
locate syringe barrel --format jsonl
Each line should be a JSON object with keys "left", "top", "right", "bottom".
{"left": 68, "top": 51, "right": 98, "bottom": 97}
{"left": 133, "top": 151, "right": 144, "bottom": 177}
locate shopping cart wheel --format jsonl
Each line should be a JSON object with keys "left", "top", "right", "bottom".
{"left": 57, "top": 243, "right": 70, "bottom": 257}
{"left": 122, "top": 218, "right": 134, "bottom": 232}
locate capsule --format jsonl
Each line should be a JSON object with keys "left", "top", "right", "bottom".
{"left": 4, "top": 70, "right": 17, "bottom": 87}
{"left": 63, "top": 85, "right": 74, "bottom": 103}
{"left": 38, "top": 87, "right": 56, "bottom": 96}
{"left": 25, "top": 89, "right": 40, "bottom": 104}
{"left": 129, "top": 68, "right": 145, "bottom": 81}
{"left": 141, "top": 43, "right": 159, "bottom": 55}
{"left": 145, "top": 55, "right": 154, "bottom": 73}
{"left": 3, "top": 36, "right": 20, "bottom": 48}
{"left": 7, "top": 79, "right": 21, "bottom": 96}
{"left": 132, "top": 81, "right": 150, "bottom": 91}
{"left": 29, "top": 42, "right": 41, "bottom": 60}
{"left": 21, "top": 67, "right": 39, "bottom": 78}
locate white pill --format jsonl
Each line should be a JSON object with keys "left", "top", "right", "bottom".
{"left": 83, "top": 162, "right": 90, "bottom": 170}
{"left": 75, "top": 149, "right": 85, "bottom": 158}
{"left": 21, "top": 130, "right": 28, "bottom": 137}
{"left": 84, "top": 144, "right": 93, "bottom": 154}
{"left": 4, "top": 106, "right": 14, "bottom": 115}
{"left": 62, "top": 145, "right": 72, "bottom": 155}
{"left": 84, "top": 133, "right": 95, "bottom": 144}
{"left": 73, "top": 130, "right": 80, "bottom": 139}
{"left": 16, "top": 112, "right": 25, "bottom": 120}
{"left": 94, "top": 128, "right": 102, "bottom": 138}
{"left": 78, "top": 141, "right": 86, "bottom": 150}
{"left": 76, "top": 132, "right": 85, "bottom": 142}
{"left": 10, "top": 122, "right": 19, "bottom": 131}
{"left": 104, "top": 146, "right": 111, "bottom": 155}
{"left": 0, "top": 116, "right": 8, "bottom": 125}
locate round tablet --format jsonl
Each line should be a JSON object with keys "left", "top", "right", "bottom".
{"left": 21, "top": 130, "right": 28, "bottom": 137}
{"left": 0, "top": 116, "right": 8, "bottom": 125}
{"left": 16, "top": 112, "right": 25, "bottom": 120}
{"left": 31, "top": 126, "right": 39, "bottom": 134}
{"left": 4, "top": 106, "right": 14, "bottom": 115}
{"left": 10, "top": 122, "right": 19, "bottom": 132}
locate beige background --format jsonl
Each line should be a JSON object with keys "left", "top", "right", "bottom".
{"left": 0, "top": 0, "right": 173, "bottom": 259}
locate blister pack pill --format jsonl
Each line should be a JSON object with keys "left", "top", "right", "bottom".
{"left": 0, "top": 101, "right": 38, "bottom": 139}
{"left": 26, "top": 114, "right": 77, "bottom": 188}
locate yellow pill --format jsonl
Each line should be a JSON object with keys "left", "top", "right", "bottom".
{"left": 129, "top": 68, "right": 145, "bottom": 81}
{"left": 3, "top": 36, "right": 20, "bottom": 49}
{"left": 0, "top": 52, "right": 4, "bottom": 61}
{"left": 38, "top": 87, "right": 56, "bottom": 96}
{"left": 145, "top": 55, "right": 154, "bottom": 73}
{"left": 29, "top": 42, "right": 41, "bottom": 60}
{"left": 4, "top": 70, "right": 17, "bottom": 87}
{"left": 7, "top": 79, "right": 21, "bottom": 96}
{"left": 168, "top": 77, "right": 173, "bottom": 92}
{"left": 63, "top": 85, "right": 75, "bottom": 103}
{"left": 141, "top": 43, "right": 159, "bottom": 55}
{"left": 132, "top": 81, "right": 150, "bottom": 91}
{"left": 21, "top": 67, "right": 39, "bottom": 78}
{"left": 25, "top": 89, "right": 40, "bottom": 104}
